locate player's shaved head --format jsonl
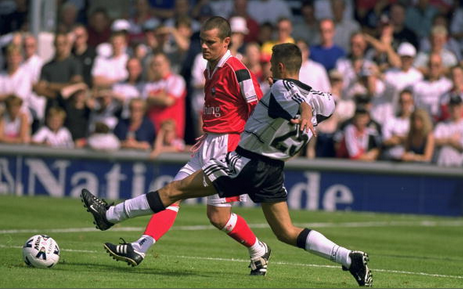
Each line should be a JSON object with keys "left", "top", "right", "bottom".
{"left": 201, "top": 16, "right": 231, "bottom": 40}
{"left": 271, "top": 43, "right": 302, "bottom": 74}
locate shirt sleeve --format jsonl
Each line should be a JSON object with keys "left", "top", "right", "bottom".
{"left": 267, "top": 80, "right": 310, "bottom": 120}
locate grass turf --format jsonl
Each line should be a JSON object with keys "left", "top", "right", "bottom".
{"left": 0, "top": 195, "right": 462, "bottom": 288}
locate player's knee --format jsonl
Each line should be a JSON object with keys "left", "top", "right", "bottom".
{"left": 273, "top": 226, "right": 299, "bottom": 245}
{"left": 207, "top": 211, "right": 228, "bottom": 229}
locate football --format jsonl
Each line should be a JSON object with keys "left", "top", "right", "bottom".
{"left": 22, "top": 235, "right": 60, "bottom": 268}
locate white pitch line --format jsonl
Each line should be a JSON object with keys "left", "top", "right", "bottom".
{"left": 1, "top": 244, "right": 462, "bottom": 280}
{"left": 1, "top": 220, "right": 463, "bottom": 234}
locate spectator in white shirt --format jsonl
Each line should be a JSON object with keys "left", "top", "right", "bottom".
{"left": 0, "top": 45, "right": 32, "bottom": 122}
{"left": 434, "top": 94, "right": 463, "bottom": 167}
{"left": 0, "top": 94, "right": 30, "bottom": 144}
{"left": 297, "top": 39, "right": 331, "bottom": 92}
{"left": 92, "top": 32, "right": 129, "bottom": 89}
{"left": 382, "top": 42, "right": 423, "bottom": 112}
{"left": 32, "top": 107, "right": 74, "bottom": 148}
{"left": 335, "top": 32, "right": 374, "bottom": 100}
{"left": 112, "top": 57, "right": 145, "bottom": 119}
{"left": 413, "top": 53, "right": 452, "bottom": 120}
{"left": 380, "top": 89, "right": 414, "bottom": 161}
{"left": 414, "top": 25, "right": 458, "bottom": 75}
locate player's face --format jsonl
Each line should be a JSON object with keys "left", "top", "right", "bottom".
{"left": 269, "top": 56, "right": 282, "bottom": 79}
{"left": 200, "top": 28, "right": 230, "bottom": 63}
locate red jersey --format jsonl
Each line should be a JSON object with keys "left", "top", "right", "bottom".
{"left": 143, "top": 73, "right": 186, "bottom": 139}
{"left": 202, "top": 50, "right": 263, "bottom": 134}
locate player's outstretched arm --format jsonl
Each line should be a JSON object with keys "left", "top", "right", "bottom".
{"left": 290, "top": 102, "right": 317, "bottom": 137}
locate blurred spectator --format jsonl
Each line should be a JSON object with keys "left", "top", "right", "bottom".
{"left": 400, "top": 108, "right": 435, "bottom": 163}
{"left": 114, "top": 98, "right": 155, "bottom": 151}
{"left": 420, "top": 14, "right": 462, "bottom": 62}
{"left": 59, "top": 82, "right": 91, "bottom": 148}
{"left": 150, "top": 119, "right": 186, "bottom": 158}
{"left": 92, "top": 32, "right": 129, "bottom": 88}
{"left": 328, "top": 69, "right": 355, "bottom": 122}
{"left": 450, "top": 2, "right": 463, "bottom": 58}
{"left": 292, "top": 0, "right": 320, "bottom": 47}
{"left": 229, "top": 0, "right": 260, "bottom": 43}
{"left": 412, "top": 53, "right": 452, "bottom": 120}
{"left": 247, "top": 0, "right": 293, "bottom": 25}
{"left": 380, "top": 89, "right": 414, "bottom": 161}
{"left": 71, "top": 24, "right": 97, "bottom": 87}
{"left": 414, "top": 25, "right": 458, "bottom": 74}
{"left": 256, "top": 22, "right": 273, "bottom": 48}
{"left": 437, "top": 65, "right": 463, "bottom": 122}
{"left": 314, "top": 0, "right": 355, "bottom": 21}
{"left": 143, "top": 52, "right": 186, "bottom": 139}
{"left": 164, "top": 0, "right": 201, "bottom": 32}
{"left": 87, "top": 121, "right": 121, "bottom": 151}
{"left": 336, "top": 32, "right": 376, "bottom": 99}
{"left": 201, "top": 0, "right": 234, "bottom": 19}
{"left": 189, "top": 52, "right": 207, "bottom": 138}
{"left": 331, "top": 0, "right": 360, "bottom": 52}
{"left": 0, "top": 95, "right": 30, "bottom": 144}
{"left": 0, "top": 0, "right": 28, "bottom": 35}
{"left": 22, "top": 34, "right": 43, "bottom": 84}
{"left": 363, "top": 19, "right": 401, "bottom": 71}
{"left": 336, "top": 106, "right": 382, "bottom": 161}
{"left": 22, "top": 34, "right": 46, "bottom": 128}
{"left": 389, "top": 3, "right": 419, "bottom": 50}
{"left": 154, "top": 17, "right": 193, "bottom": 74}
{"left": 33, "top": 32, "right": 83, "bottom": 115}
{"left": 229, "top": 16, "right": 248, "bottom": 60}
{"left": 86, "top": 8, "right": 112, "bottom": 48}
{"left": 57, "top": 1, "right": 79, "bottom": 33}
{"left": 242, "top": 42, "right": 263, "bottom": 82}
{"left": 148, "top": 0, "right": 176, "bottom": 21}
{"left": 31, "top": 107, "right": 74, "bottom": 148}
{"left": 310, "top": 19, "right": 346, "bottom": 72}
{"left": 297, "top": 39, "right": 331, "bottom": 92}
{"left": 96, "top": 19, "right": 131, "bottom": 58}
{"left": 0, "top": 45, "right": 32, "bottom": 122}
{"left": 112, "top": 58, "right": 145, "bottom": 119}
{"left": 382, "top": 42, "right": 423, "bottom": 112}
{"left": 405, "top": 0, "right": 438, "bottom": 40}
{"left": 88, "top": 89, "right": 122, "bottom": 132}
{"left": 434, "top": 94, "right": 463, "bottom": 166}
{"left": 261, "top": 17, "right": 294, "bottom": 62}
{"left": 127, "top": 0, "right": 160, "bottom": 46}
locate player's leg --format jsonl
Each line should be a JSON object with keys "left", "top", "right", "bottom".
{"left": 261, "top": 202, "right": 372, "bottom": 287}
{"left": 206, "top": 201, "right": 270, "bottom": 275}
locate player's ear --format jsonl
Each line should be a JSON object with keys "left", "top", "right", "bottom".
{"left": 223, "top": 36, "right": 231, "bottom": 48}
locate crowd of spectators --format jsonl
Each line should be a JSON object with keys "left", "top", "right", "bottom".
{"left": 0, "top": 0, "right": 462, "bottom": 167}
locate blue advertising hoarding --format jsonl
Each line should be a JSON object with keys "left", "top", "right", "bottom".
{"left": 0, "top": 153, "right": 462, "bottom": 216}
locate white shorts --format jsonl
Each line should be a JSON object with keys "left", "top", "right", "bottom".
{"left": 174, "top": 133, "right": 247, "bottom": 207}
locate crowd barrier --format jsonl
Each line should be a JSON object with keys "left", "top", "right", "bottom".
{"left": 0, "top": 144, "right": 462, "bottom": 216}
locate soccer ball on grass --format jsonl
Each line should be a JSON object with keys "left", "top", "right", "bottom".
{"left": 22, "top": 235, "right": 60, "bottom": 268}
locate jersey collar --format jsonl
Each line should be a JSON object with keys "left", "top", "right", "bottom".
{"left": 207, "top": 50, "right": 232, "bottom": 79}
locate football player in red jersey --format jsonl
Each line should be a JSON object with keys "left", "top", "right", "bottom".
{"left": 100, "top": 16, "right": 270, "bottom": 275}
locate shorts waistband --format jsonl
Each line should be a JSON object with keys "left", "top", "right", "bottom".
{"left": 235, "top": 147, "right": 284, "bottom": 166}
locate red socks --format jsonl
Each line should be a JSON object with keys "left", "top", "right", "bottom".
{"left": 222, "top": 213, "right": 256, "bottom": 247}
{"left": 143, "top": 205, "right": 179, "bottom": 241}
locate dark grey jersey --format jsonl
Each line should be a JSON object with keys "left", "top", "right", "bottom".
{"left": 238, "top": 79, "right": 335, "bottom": 161}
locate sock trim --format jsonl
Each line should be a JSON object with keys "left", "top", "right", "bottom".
{"left": 146, "top": 191, "right": 166, "bottom": 213}
{"left": 221, "top": 213, "right": 237, "bottom": 233}
{"left": 297, "top": 228, "right": 311, "bottom": 249}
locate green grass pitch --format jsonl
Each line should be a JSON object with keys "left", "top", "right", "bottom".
{"left": 0, "top": 195, "right": 462, "bottom": 288}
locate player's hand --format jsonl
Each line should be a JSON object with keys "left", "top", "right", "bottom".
{"left": 267, "top": 77, "right": 274, "bottom": 86}
{"left": 290, "top": 117, "right": 317, "bottom": 137}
